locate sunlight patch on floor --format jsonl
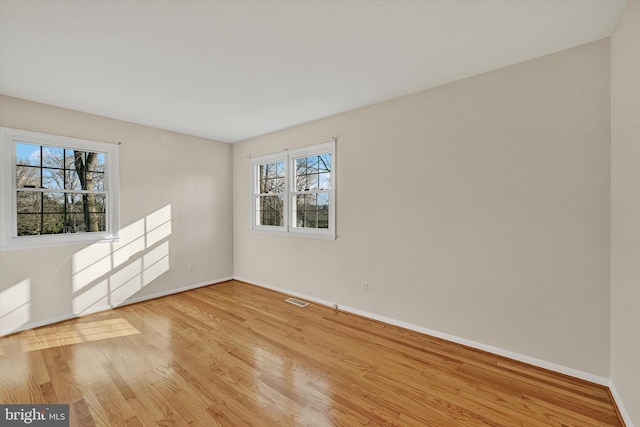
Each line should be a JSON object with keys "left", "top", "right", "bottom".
{"left": 22, "top": 317, "right": 140, "bottom": 351}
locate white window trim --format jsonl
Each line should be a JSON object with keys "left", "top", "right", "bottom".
{"left": 250, "top": 140, "right": 336, "bottom": 239}
{"left": 0, "top": 127, "right": 120, "bottom": 251}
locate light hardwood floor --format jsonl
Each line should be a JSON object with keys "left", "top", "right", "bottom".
{"left": 0, "top": 280, "right": 624, "bottom": 426}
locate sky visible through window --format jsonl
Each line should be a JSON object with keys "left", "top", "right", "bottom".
{"left": 16, "top": 143, "right": 106, "bottom": 167}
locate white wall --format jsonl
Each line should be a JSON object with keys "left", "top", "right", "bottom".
{"left": 611, "top": 1, "right": 640, "bottom": 425}
{"left": 233, "top": 39, "right": 611, "bottom": 378}
{"left": 0, "top": 95, "right": 233, "bottom": 335}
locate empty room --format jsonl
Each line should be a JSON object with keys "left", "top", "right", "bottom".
{"left": 0, "top": 0, "right": 638, "bottom": 426}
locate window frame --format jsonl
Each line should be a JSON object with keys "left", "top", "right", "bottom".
{"left": 0, "top": 127, "right": 120, "bottom": 250}
{"left": 251, "top": 152, "right": 288, "bottom": 233}
{"left": 250, "top": 140, "right": 335, "bottom": 239}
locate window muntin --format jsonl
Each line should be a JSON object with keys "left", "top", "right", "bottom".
{"left": 1, "top": 127, "right": 120, "bottom": 250}
{"left": 251, "top": 141, "right": 335, "bottom": 238}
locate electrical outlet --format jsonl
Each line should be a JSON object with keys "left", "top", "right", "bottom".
{"left": 188, "top": 264, "right": 194, "bottom": 272}
{"left": 361, "top": 282, "right": 369, "bottom": 293}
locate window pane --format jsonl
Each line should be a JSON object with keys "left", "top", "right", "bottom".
{"left": 304, "top": 210, "right": 317, "bottom": 228}
{"left": 91, "top": 172, "right": 105, "bottom": 191}
{"left": 67, "top": 151, "right": 106, "bottom": 189}
{"left": 267, "top": 163, "right": 279, "bottom": 179}
{"left": 258, "top": 195, "right": 283, "bottom": 226}
{"left": 317, "top": 193, "right": 329, "bottom": 229}
{"left": 42, "top": 168, "right": 65, "bottom": 189}
{"left": 43, "top": 193, "right": 65, "bottom": 213}
{"left": 17, "top": 191, "right": 41, "bottom": 213}
{"left": 259, "top": 162, "right": 285, "bottom": 194}
{"left": 90, "top": 194, "right": 106, "bottom": 213}
{"left": 42, "top": 214, "right": 65, "bottom": 234}
{"left": 295, "top": 194, "right": 317, "bottom": 228}
{"left": 67, "top": 214, "right": 87, "bottom": 233}
{"left": 67, "top": 150, "right": 84, "bottom": 170}
{"left": 295, "top": 154, "right": 330, "bottom": 191}
{"left": 260, "top": 178, "right": 270, "bottom": 194}
{"left": 296, "top": 155, "right": 319, "bottom": 175}
{"left": 304, "top": 194, "right": 316, "bottom": 210}
{"left": 306, "top": 156, "right": 319, "bottom": 174}
{"left": 67, "top": 193, "right": 84, "bottom": 214}
{"left": 16, "top": 166, "right": 41, "bottom": 188}
{"left": 305, "top": 193, "right": 318, "bottom": 228}
{"left": 294, "top": 193, "right": 329, "bottom": 229}
{"left": 16, "top": 142, "right": 40, "bottom": 166}
{"left": 65, "top": 170, "right": 82, "bottom": 190}
{"left": 260, "top": 162, "right": 280, "bottom": 180}
{"left": 85, "top": 170, "right": 103, "bottom": 191}
{"left": 76, "top": 194, "right": 105, "bottom": 232}
{"left": 296, "top": 195, "right": 305, "bottom": 227}
{"left": 42, "top": 146, "right": 64, "bottom": 169}
{"left": 317, "top": 193, "right": 329, "bottom": 208}
{"left": 306, "top": 174, "right": 318, "bottom": 190}
{"left": 17, "top": 214, "right": 41, "bottom": 236}
{"left": 319, "top": 173, "right": 331, "bottom": 190}
{"left": 89, "top": 213, "right": 107, "bottom": 232}
{"left": 64, "top": 149, "right": 76, "bottom": 170}
{"left": 318, "top": 210, "right": 329, "bottom": 229}
{"left": 318, "top": 154, "right": 331, "bottom": 173}
{"left": 261, "top": 177, "right": 284, "bottom": 194}
{"left": 295, "top": 174, "right": 307, "bottom": 191}
{"left": 66, "top": 192, "right": 106, "bottom": 234}
{"left": 295, "top": 158, "right": 306, "bottom": 176}
{"left": 87, "top": 152, "right": 105, "bottom": 172}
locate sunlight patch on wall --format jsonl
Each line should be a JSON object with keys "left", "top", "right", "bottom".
{"left": 0, "top": 279, "right": 31, "bottom": 333}
{"left": 112, "top": 219, "right": 145, "bottom": 268}
{"left": 109, "top": 258, "right": 143, "bottom": 303}
{"left": 72, "top": 279, "right": 109, "bottom": 314}
{"left": 146, "top": 204, "right": 172, "bottom": 247}
{"left": 71, "top": 205, "right": 172, "bottom": 315}
{"left": 143, "top": 241, "right": 170, "bottom": 286}
{"left": 72, "top": 240, "right": 111, "bottom": 293}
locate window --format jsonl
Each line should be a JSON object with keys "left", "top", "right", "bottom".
{"left": 256, "top": 158, "right": 286, "bottom": 228}
{"left": 1, "top": 127, "right": 120, "bottom": 250}
{"left": 251, "top": 141, "right": 335, "bottom": 238}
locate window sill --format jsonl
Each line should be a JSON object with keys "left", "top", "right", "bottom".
{"left": 0, "top": 233, "right": 120, "bottom": 251}
{"left": 251, "top": 228, "right": 336, "bottom": 240}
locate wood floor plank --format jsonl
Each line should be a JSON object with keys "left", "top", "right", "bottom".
{"left": 0, "top": 280, "right": 624, "bottom": 426}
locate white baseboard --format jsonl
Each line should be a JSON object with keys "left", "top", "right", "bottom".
{"left": 234, "top": 276, "right": 610, "bottom": 387}
{"left": 609, "top": 382, "right": 635, "bottom": 427}
{"left": 0, "top": 276, "right": 233, "bottom": 336}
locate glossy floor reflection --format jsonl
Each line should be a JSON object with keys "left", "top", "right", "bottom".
{"left": 0, "top": 280, "right": 624, "bottom": 426}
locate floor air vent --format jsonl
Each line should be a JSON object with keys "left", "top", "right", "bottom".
{"left": 285, "top": 298, "right": 309, "bottom": 308}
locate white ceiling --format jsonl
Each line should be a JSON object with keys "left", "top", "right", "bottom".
{"left": 0, "top": 0, "right": 627, "bottom": 143}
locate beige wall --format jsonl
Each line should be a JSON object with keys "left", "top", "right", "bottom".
{"left": 0, "top": 95, "right": 233, "bottom": 334}
{"left": 233, "top": 39, "right": 611, "bottom": 377}
{"left": 611, "top": 1, "right": 640, "bottom": 425}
